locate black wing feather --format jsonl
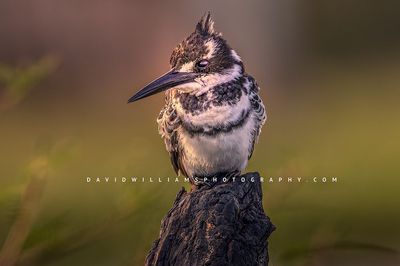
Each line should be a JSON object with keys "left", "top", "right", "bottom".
{"left": 246, "top": 75, "right": 267, "bottom": 159}
{"left": 157, "top": 92, "right": 188, "bottom": 176}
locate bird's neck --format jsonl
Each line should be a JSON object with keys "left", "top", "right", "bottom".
{"left": 172, "top": 74, "right": 253, "bottom": 131}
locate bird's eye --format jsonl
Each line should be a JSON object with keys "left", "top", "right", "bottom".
{"left": 196, "top": 59, "right": 209, "bottom": 69}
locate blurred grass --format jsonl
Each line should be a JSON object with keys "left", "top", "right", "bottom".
{"left": 0, "top": 58, "right": 400, "bottom": 265}
{"left": 0, "top": 56, "right": 59, "bottom": 110}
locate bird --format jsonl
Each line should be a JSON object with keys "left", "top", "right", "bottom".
{"left": 128, "top": 13, "right": 266, "bottom": 185}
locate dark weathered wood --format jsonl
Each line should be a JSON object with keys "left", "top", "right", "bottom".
{"left": 145, "top": 172, "right": 275, "bottom": 266}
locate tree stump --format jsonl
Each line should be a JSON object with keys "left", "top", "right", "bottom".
{"left": 145, "top": 172, "right": 275, "bottom": 266}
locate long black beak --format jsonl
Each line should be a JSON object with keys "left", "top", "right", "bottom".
{"left": 128, "top": 69, "right": 199, "bottom": 103}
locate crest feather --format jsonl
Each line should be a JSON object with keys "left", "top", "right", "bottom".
{"left": 196, "top": 12, "right": 215, "bottom": 36}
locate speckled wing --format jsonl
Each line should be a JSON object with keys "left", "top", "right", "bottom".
{"left": 157, "top": 92, "right": 188, "bottom": 177}
{"left": 247, "top": 76, "right": 267, "bottom": 159}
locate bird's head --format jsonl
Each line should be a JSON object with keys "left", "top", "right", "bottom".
{"left": 128, "top": 12, "right": 244, "bottom": 103}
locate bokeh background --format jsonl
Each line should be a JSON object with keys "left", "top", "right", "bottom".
{"left": 1, "top": 1, "right": 399, "bottom": 265}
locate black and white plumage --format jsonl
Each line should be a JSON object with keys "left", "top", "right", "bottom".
{"left": 129, "top": 13, "right": 266, "bottom": 183}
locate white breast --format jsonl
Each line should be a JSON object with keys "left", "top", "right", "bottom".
{"left": 178, "top": 111, "right": 255, "bottom": 178}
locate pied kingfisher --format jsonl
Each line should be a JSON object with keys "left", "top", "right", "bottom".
{"left": 128, "top": 13, "right": 266, "bottom": 185}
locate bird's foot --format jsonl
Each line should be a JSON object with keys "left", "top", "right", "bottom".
{"left": 191, "top": 170, "right": 241, "bottom": 189}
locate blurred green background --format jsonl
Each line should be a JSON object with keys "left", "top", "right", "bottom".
{"left": 1, "top": 1, "right": 399, "bottom": 265}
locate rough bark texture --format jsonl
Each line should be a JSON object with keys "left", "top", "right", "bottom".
{"left": 145, "top": 172, "right": 275, "bottom": 266}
